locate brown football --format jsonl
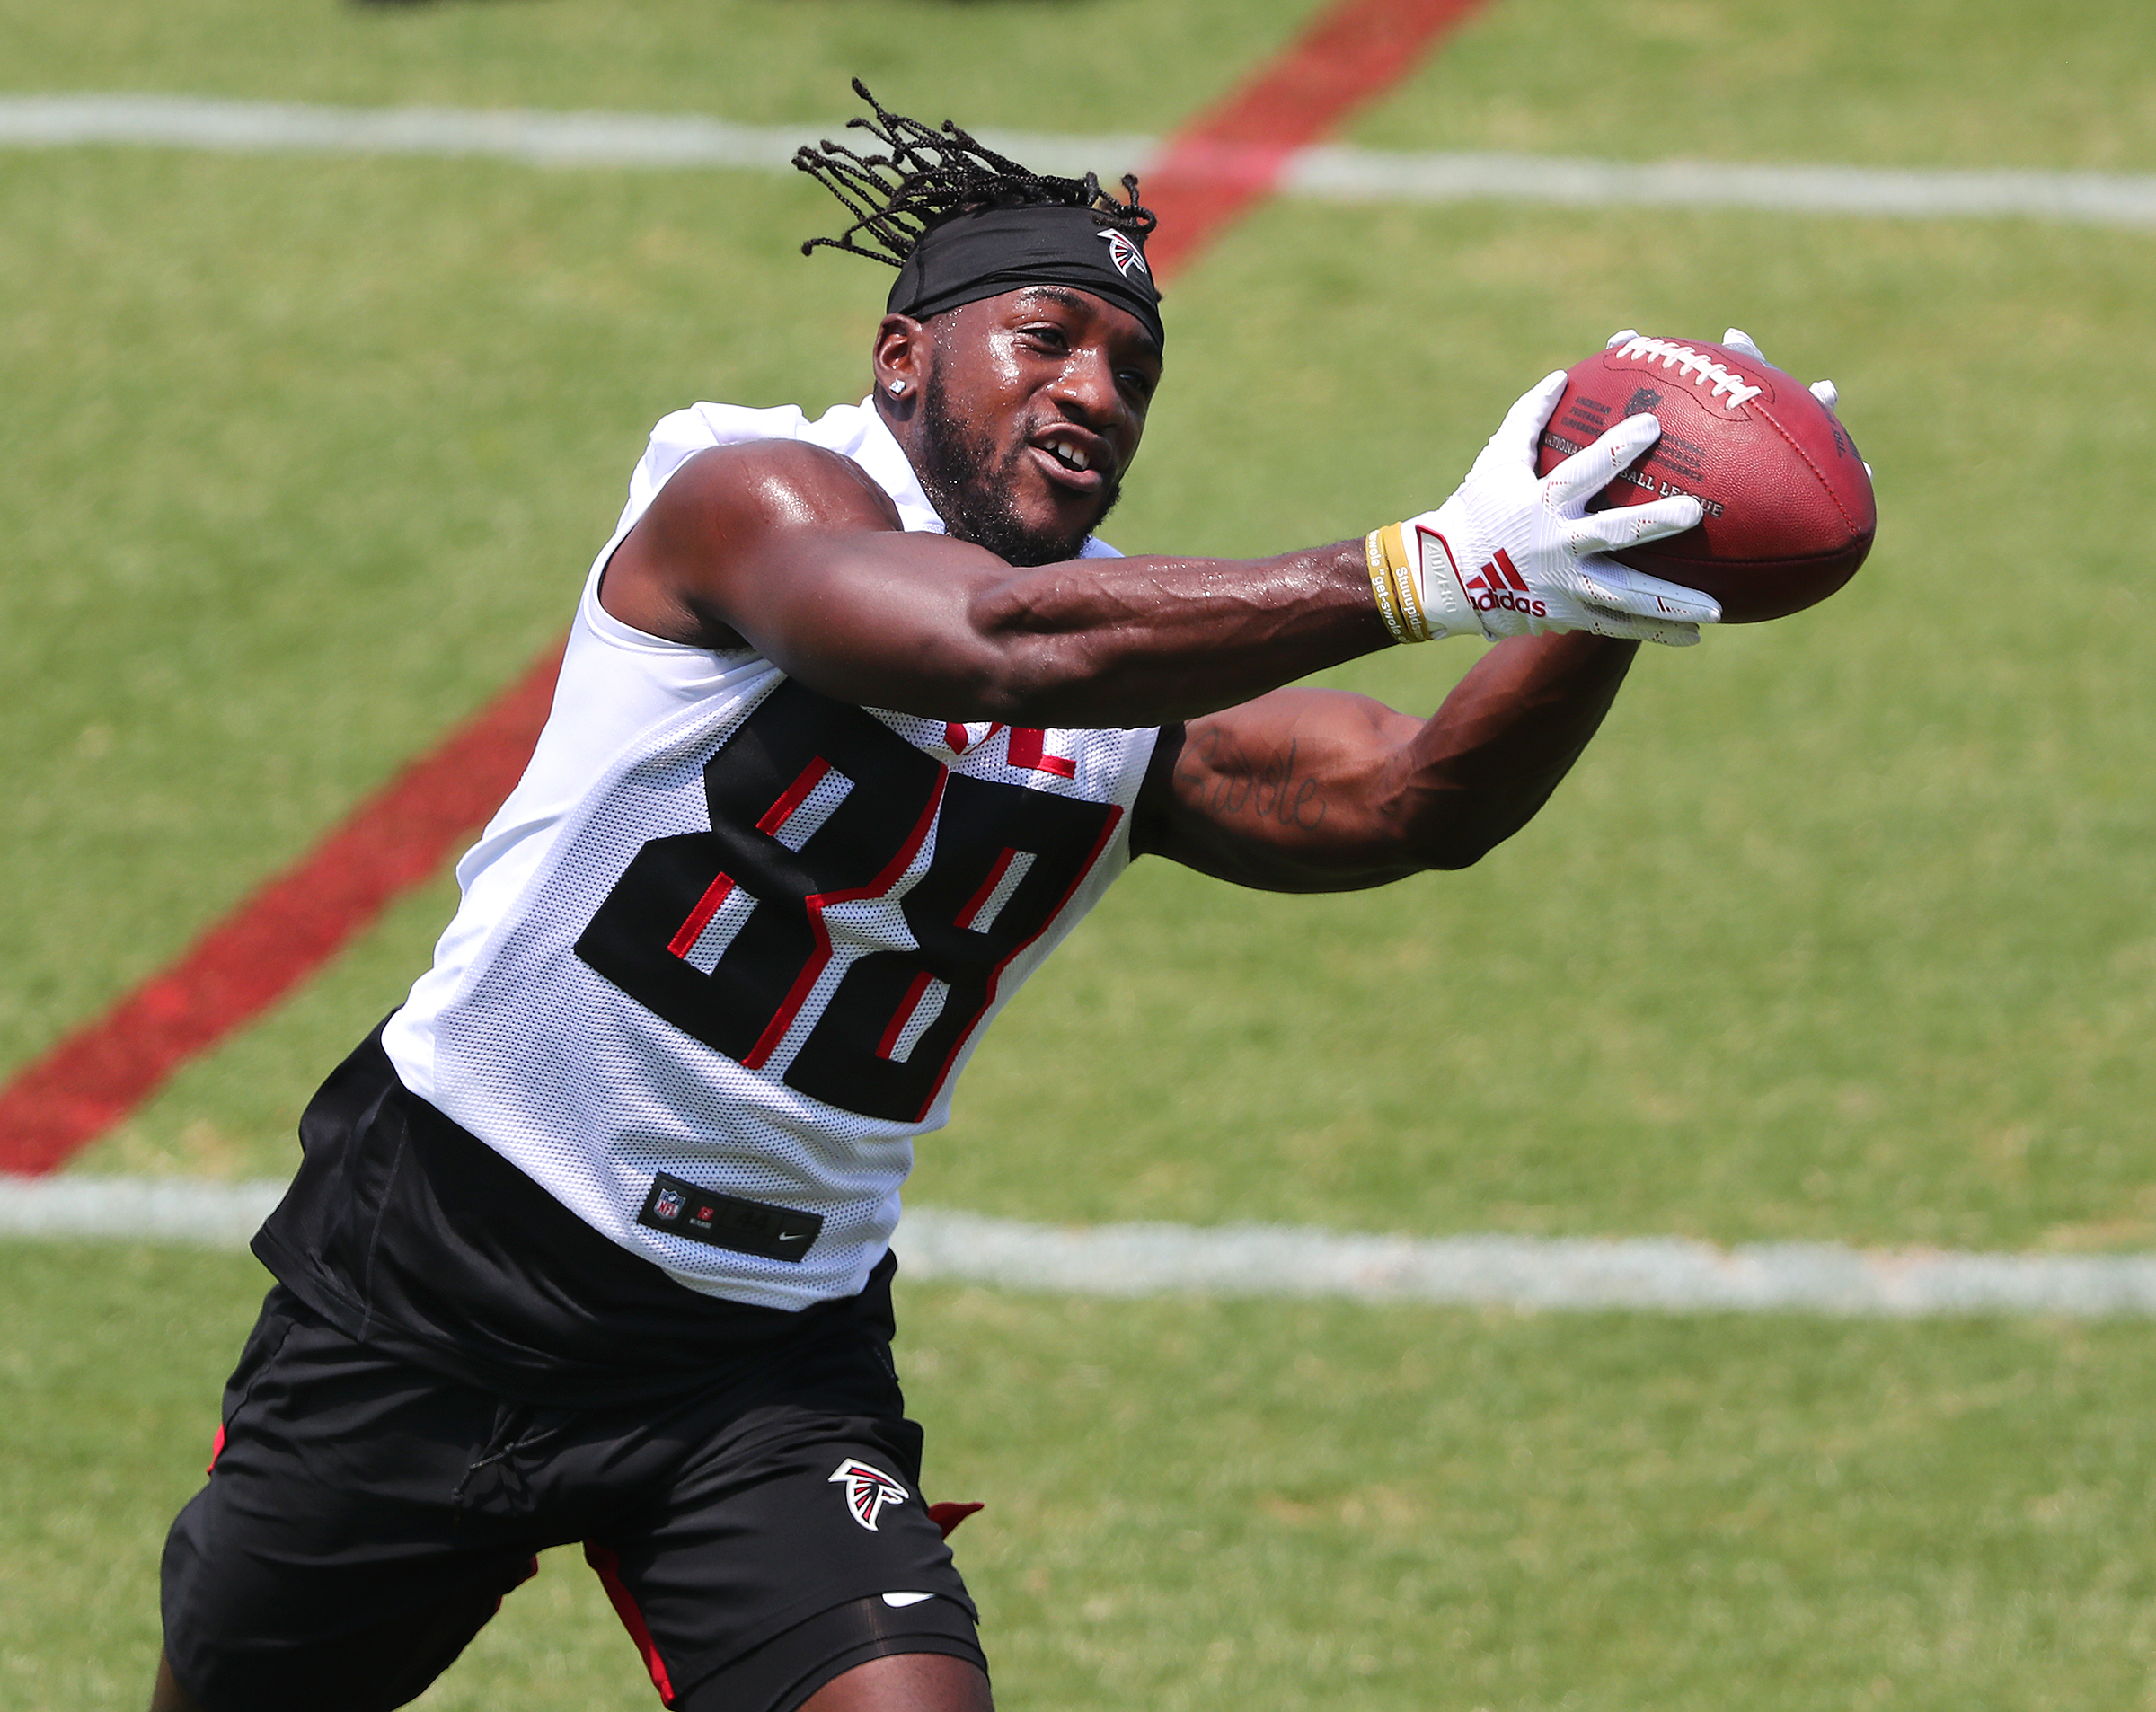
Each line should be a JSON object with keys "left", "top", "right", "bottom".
{"left": 1533, "top": 334, "right": 1877, "bottom": 622}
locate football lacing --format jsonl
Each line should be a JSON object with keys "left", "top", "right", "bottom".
{"left": 1615, "top": 335, "right": 1764, "bottom": 410}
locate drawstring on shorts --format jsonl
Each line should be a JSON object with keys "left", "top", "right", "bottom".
{"left": 449, "top": 1401, "right": 571, "bottom": 1519}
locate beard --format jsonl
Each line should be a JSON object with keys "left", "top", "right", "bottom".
{"left": 912, "top": 370, "right": 1124, "bottom": 567}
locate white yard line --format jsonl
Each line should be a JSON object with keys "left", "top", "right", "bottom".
{"left": 0, "top": 94, "right": 1150, "bottom": 180}
{"left": 4, "top": 93, "right": 2154, "bottom": 230}
{"left": 0, "top": 1173, "right": 287, "bottom": 1248}
{"left": 8, "top": 1173, "right": 2156, "bottom": 1319}
{"left": 1286, "top": 146, "right": 2156, "bottom": 228}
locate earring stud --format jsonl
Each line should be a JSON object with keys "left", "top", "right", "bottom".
{"left": 888, "top": 379, "right": 907, "bottom": 397}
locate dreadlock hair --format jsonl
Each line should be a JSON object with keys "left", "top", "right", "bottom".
{"left": 794, "top": 79, "right": 1156, "bottom": 268}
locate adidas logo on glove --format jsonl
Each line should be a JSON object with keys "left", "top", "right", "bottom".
{"left": 1459, "top": 551, "right": 1548, "bottom": 619}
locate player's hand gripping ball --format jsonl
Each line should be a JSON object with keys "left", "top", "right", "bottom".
{"left": 1533, "top": 330, "right": 1877, "bottom": 622}
{"left": 1372, "top": 371, "right": 1719, "bottom": 648}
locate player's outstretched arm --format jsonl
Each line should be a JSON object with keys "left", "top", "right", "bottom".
{"left": 1131, "top": 631, "right": 1639, "bottom": 891}
{"left": 601, "top": 399, "right": 1706, "bottom": 735}
{"left": 601, "top": 437, "right": 1395, "bottom": 728}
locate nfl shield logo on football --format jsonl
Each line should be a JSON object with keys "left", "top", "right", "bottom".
{"left": 654, "top": 1187, "right": 685, "bottom": 1221}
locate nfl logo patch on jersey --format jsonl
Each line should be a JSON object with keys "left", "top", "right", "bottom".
{"left": 635, "top": 1171, "right": 823, "bottom": 1260}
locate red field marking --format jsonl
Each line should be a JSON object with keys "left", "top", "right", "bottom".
{"left": 0, "top": 0, "right": 1489, "bottom": 1172}
{"left": 1140, "top": 0, "right": 1490, "bottom": 277}
{"left": 0, "top": 649, "right": 563, "bottom": 1174}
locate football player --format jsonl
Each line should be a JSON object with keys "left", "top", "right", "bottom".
{"left": 153, "top": 84, "right": 1726, "bottom": 1712}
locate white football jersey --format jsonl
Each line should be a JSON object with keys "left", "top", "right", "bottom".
{"left": 384, "top": 399, "right": 1157, "bottom": 1309}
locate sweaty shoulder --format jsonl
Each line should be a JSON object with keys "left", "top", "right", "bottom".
{"left": 604, "top": 439, "right": 903, "bottom": 644}
{"left": 649, "top": 439, "right": 902, "bottom": 538}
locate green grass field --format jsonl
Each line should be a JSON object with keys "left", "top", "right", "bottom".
{"left": 12, "top": 1241, "right": 2156, "bottom": 1711}
{"left": 5, "top": 0, "right": 2156, "bottom": 1705}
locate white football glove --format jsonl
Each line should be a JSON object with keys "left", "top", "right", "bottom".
{"left": 1613, "top": 326, "right": 1873, "bottom": 479}
{"left": 1365, "top": 371, "right": 1719, "bottom": 649}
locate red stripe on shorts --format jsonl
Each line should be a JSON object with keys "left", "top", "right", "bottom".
{"left": 585, "top": 1542, "right": 679, "bottom": 1708}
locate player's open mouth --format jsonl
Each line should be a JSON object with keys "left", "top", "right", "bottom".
{"left": 1030, "top": 432, "right": 1109, "bottom": 495}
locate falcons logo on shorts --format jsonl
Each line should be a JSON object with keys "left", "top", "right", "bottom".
{"left": 829, "top": 1458, "right": 910, "bottom": 1531}
{"left": 1098, "top": 229, "right": 1149, "bottom": 278}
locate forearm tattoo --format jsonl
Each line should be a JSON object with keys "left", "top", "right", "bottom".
{"left": 1179, "top": 727, "right": 1327, "bottom": 831}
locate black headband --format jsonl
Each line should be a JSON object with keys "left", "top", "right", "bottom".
{"left": 887, "top": 205, "right": 1164, "bottom": 349}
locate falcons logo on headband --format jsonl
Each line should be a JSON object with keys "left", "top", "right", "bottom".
{"left": 829, "top": 1458, "right": 910, "bottom": 1531}
{"left": 1099, "top": 229, "right": 1149, "bottom": 278}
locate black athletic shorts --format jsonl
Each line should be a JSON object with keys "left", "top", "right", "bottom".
{"left": 160, "top": 1284, "right": 984, "bottom": 1712}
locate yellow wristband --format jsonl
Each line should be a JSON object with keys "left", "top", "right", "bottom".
{"left": 1365, "top": 529, "right": 1414, "bottom": 645}
{"left": 1374, "top": 522, "right": 1431, "bottom": 643}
